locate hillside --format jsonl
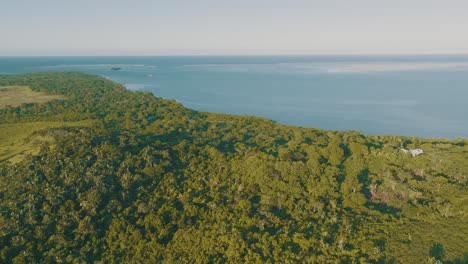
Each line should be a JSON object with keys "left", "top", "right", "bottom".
{"left": 1, "top": 72, "right": 467, "bottom": 263}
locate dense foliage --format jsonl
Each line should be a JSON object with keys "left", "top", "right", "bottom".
{"left": 1, "top": 73, "right": 467, "bottom": 263}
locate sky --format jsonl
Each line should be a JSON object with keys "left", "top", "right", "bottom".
{"left": 1, "top": 0, "right": 468, "bottom": 56}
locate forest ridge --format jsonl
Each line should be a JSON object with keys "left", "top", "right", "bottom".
{"left": 0, "top": 72, "right": 467, "bottom": 263}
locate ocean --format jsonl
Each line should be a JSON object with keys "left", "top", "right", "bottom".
{"left": 1, "top": 55, "right": 468, "bottom": 138}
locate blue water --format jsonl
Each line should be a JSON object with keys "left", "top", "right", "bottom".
{"left": 1, "top": 55, "right": 468, "bottom": 138}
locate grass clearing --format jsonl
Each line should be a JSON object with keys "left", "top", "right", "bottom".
{"left": 0, "top": 86, "right": 65, "bottom": 108}
{"left": 0, "top": 120, "right": 94, "bottom": 163}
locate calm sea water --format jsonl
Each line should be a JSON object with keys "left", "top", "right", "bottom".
{"left": 1, "top": 55, "right": 468, "bottom": 138}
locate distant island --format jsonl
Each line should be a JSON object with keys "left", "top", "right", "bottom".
{"left": 110, "top": 67, "right": 122, "bottom": 71}
{"left": 0, "top": 72, "right": 467, "bottom": 263}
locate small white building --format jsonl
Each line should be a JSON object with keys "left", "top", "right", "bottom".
{"left": 401, "top": 148, "right": 424, "bottom": 157}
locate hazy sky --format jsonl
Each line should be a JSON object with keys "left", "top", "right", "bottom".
{"left": 2, "top": 0, "right": 468, "bottom": 55}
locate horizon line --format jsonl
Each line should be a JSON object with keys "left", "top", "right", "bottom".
{"left": 2, "top": 52, "right": 468, "bottom": 58}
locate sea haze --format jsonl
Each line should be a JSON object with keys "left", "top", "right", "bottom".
{"left": 1, "top": 55, "right": 468, "bottom": 138}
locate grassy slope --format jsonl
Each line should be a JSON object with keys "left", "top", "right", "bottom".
{"left": 0, "top": 86, "right": 64, "bottom": 108}
{"left": 0, "top": 84, "right": 92, "bottom": 163}
{"left": 0, "top": 121, "right": 94, "bottom": 163}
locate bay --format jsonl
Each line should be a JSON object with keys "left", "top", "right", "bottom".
{"left": 1, "top": 55, "right": 468, "bottom": 138}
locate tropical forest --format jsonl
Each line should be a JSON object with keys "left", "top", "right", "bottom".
{"left": 1, "top": 72, "right": 467, "bottom": 263}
